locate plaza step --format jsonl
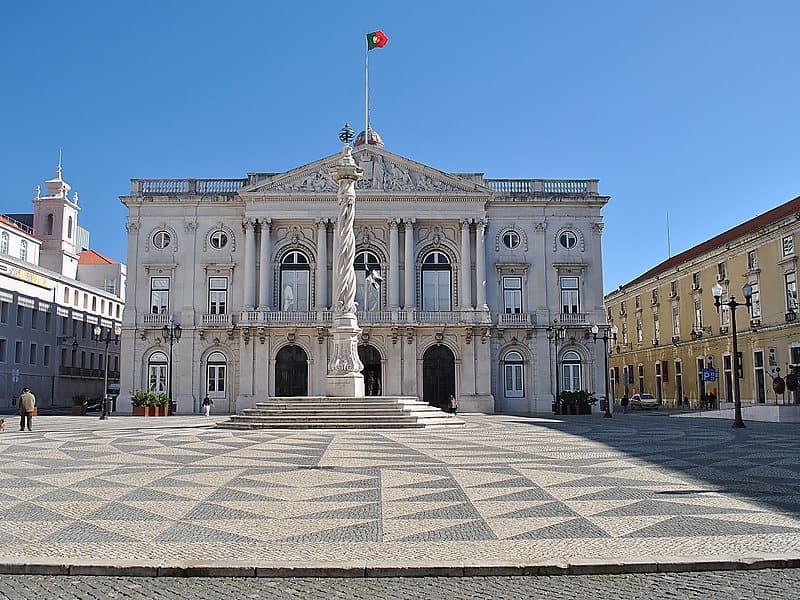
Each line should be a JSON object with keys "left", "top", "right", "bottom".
{"left": 215, "top": 395, "right": 464, "bottom": 430}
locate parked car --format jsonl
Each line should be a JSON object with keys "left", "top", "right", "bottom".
{"left": 630, "top": 393, "right": 659, "bottom": 410}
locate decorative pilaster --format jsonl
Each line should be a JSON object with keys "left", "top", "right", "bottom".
{"left": 243, "top": 218, "right": 257, "bottom": 310}
{"left": 258, "top": 219, "right": 272, "bottom": 310}
{"left": 403, "top": 218, "right": 416, "bottom": 310}
{"left": 388, "top": 218, "right": 400, "bottom": 309}
{"left": 316, "top": 218, "right": 328, "bottom": 310}
{"left": 460, "top": 218, "right": 472, "bottom": 309}
{"left": 476, "top": 219, "right": 488, "bottom": 309}
{"left": 327, "top": 144, "right": 365, "bottom": 397}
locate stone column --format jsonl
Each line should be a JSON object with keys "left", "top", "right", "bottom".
{"left": 258, "top": 219, "right": 272, "bottom": 310}
{"left": 476, "top": 219, "right": 488, "bottom": 309}
{"left": 327, "top": 145, "right": 365, "bottom": 397}
{"left": 460, "top": 218, "right": 472, "bottom": 310}
{"left": 388, "top": 218, "right": 399, "bottom": 309}
{"left": 331, "top": 217, "right": 339, "bottom": 308}
{"left": 243, "top": 218, "right": 257, "bottom": 310}
{"left": 315, "top": 218, "right": 328, "bottom": 310}
{"left": 403, "top": 218, "right": 416, "bottom": 310}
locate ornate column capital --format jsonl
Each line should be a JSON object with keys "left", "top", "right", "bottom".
{"left": 388, "top": 217, "right": 399, "bottom": 228}
{"left": 242, "top": 218, "right": 256, "bottom": 230}
{"left": 403, "top": 217, "right": 416, "bottom": 225}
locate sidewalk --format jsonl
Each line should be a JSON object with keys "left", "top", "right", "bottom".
{"left": 1, "top": 413, "right": 799, "bottom": 577}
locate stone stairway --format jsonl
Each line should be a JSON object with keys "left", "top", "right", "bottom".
{"left": 215, "top": 396, "right": 465, "bottom": 430}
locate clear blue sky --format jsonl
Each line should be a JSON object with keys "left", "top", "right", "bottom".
{"left": 2, "top": 1, "right": 798, "bottom": 293}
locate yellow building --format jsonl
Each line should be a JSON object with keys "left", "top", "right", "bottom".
{"left": 604, "top": 195, "right": 799, "bottom": 408}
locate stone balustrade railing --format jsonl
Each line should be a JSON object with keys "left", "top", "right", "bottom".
{"left": 498, "top": 312, "right": 535, "bottom": 326}
{"left": 486, "top": 179, "right": 599, "bottom": 195}
{"left": 132, "top": 179, "right": 247, "bottom": 195}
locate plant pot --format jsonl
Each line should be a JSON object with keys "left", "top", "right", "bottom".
{"left": 132, "top": 406, "right": 150, "bottom": 416}
{"left": 578, "top": 403, "right": 593, "bottom": 415}
{"left": 71, "top": 405, "right": 86, "bottom": 416}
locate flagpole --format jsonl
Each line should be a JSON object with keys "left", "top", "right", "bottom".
{"left": 365, "top": 35, "right": 369, "bottom": 143}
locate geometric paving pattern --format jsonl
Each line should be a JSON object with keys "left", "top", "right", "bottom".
{"left": 1, "top": 413, "right": 800, "bottom": 565}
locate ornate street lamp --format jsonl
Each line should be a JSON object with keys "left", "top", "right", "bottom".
{"left": 591, "top": 324, "right": 618, "bottom": 418}
{"left": 161, "top": 318, "right": 182, "bottom": 415}
{"left": 92, "top": 324, "right": 121, "bottom": 420}
{"left": 711, "top": 281, "right": 752, "bottom": 428}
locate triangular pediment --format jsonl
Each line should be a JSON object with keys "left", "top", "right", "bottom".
{"left": 240, "top": 145, "right": 490, "bottom": 195}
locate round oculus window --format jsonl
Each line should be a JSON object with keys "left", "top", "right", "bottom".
{"left": 502, "top": 230, "right": 520, "bottom": 249}
{"left": 209, "top": 230, "right": 228, "bottom": 249}
{"left": 559, "top": 230, "right": 578, "bottom": 249}
{"left": 152, "top": 230, "right": 171, "bottom": 249}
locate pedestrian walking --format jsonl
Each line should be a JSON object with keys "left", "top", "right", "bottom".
{"left": 620, "top": 394, "right": 629, "bottom": 414}
{"left": 19, "top": 387, "right": 35, "bottom": 431}
{"left": 448, "top": 394, "right": 458, "bottom": 415}
{"left": 202, "top": 395, "right": 213, "bottom": 417}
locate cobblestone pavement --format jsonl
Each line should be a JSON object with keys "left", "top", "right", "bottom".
{"left": 1, "top": 569, "right": 800, "bottom": 599}
{"left": 0, "top": 412, "right": 799, "bottom": 570}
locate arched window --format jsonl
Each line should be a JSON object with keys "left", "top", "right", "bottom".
{"left": 206, "top": 351, "right": 226, "bottom": 396}
{"left": 280, "top": 250, "right": 310, "bottom": 311}
{"left": 0, "top": 231, "right": 8, "bottom": 254}
{"left": 503, "top": 351, "right": 524, "bottom": 398}
{"left": 421, "top": 251, "right": 451, "bottom": 310}
{"left": 561, "top": 350, "right": 583, "bottom": 392}
{"left": 354, "top": 250, "right": 381, "bottom": 311}
{"left": 46, "top": 214, "right": 54, "bottom": 235}
{"left": 67, "top": 216, "right": 73, "bottom": 238}
{"left": 147, "top": 351, "right": 168, "bottom": 394}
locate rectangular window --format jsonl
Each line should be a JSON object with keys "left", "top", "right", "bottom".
{"left": 653, "top": 314, "right": 660, "bottom": 343}
{"left": 150, "top": 277, "right": 170, "bottom": 314}
{"left": 31, "top": 310, "right": 38, "bottom": 330}
{"left": 43, "top": 345, "right": 50, "bottom": 367}
{"left": 208, "top": 277, "right": 228, "bottom": 315}
{"left": 0, "top": 338, "right": 6, "bottom": 362}
{"left": 0, "top": 301, "right": 7, "bottom": 324}
{"left": 81, "top": 351, "right": 86, "bottom": 368}
{"left": 672, "top": 305, "right": 680, "bottom": 336}
{"left": 620, "top": 301, "right": 626, "bottom": 315}
{"left": 560, "top": 277, "right": 579, "bottom": 314}
{"left": 694, "top": 299, "right": 702, "bottom": 329}
{"left": 670, "top": 281, "right": 678, "bottom": 297}
{"left": 29, "top": 343, "right": 36, "bottom": 365}
{"left": 282, "top": 270, "right": 312, "bottom": 311}
{"left": 692, "top": 272, "right": 701, "bottom": 289}
{"left": 651, "top": 289, "right": 659, "bottom": 305}
{"left": 15, "top": 341, "right": 22, "bottom": 363}
{"left": 783, "top": 235, "right": 794, "bottom": 257}
{"left": 717, "top": 262, "right": 727, "bottom": 280}
{"left": 635, "top": 295, "right": 641, "bottom": 310}
{"left": 636, "top": 318, "right": 643, "bottom": 343}
{"left": 786, "top": 271, "right": 798, "bottom": 311}
{"left": 16, "top": 306, "right": 24, "bottom": 327}
{"left": 621, "top": 322, "right": 628, "bottom": 344}
{"left": 750, "top": 282, "right": 761, "bottom": 318}
{"left": 747, "top": 250, "right": 758, "bottom": 270}
{"left": 502, "top": 277, "right": 522, "bottom": 314}
{"left": 45, "top": 311, "right": 52, "bottom": 332}
{"left": 104, "top": 279, "right": 117, "bottom": 295}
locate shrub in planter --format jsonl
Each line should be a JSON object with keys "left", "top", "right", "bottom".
{"left": 131, "top": 390, "right": 151, "bottom": 416}
{"left": 557, "top": 390, "right": 597, "bottom": 415}
{"left": 71, "top": 394, "right": 88, "bottom": 415}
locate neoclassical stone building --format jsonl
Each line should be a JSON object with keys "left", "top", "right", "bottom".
{"left": 118, "top": 137, "right": 609, "bottom": 415}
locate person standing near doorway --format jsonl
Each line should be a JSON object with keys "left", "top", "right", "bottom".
{"left": 202, "top": 395, "right": 214, "bottom": 417}
{"left": 19, "top": 387, "right": 35, "bottom": 431}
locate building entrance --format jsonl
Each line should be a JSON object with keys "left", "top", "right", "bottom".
{"left": 422, "top": 345, "right": 455, "bottom": 409}
{"left": 358, "top": 345, "right": 382, "bottom": 396}
{"left": 275, "top": 345, "right": 308, "bottom": 396}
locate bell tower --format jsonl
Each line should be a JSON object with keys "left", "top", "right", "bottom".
{"left": 32, "top": 153, "right": 81, "bottom": 278}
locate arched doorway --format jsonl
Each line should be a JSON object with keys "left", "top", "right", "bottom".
{"left": 423, "top": 345, "right": 455, "bottom": 409}
{"left": 275, "top": 345, "right": 308, "bottom": 396}
{"left": 359, "top": 345, "right": 382, "bottom": 396}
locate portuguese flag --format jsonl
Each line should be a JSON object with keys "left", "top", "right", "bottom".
{"left": 367, "top": 30, "right": 388, "bottom": 50}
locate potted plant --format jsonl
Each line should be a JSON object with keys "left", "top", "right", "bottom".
{"left": 131, "top": 390, "right": 150, "bottom": 416}
{"left": 147, "top": 392, "right": 169, "bottom": 416}
{"left": 557, "top": 390, "right": 597, "bottom": 415}
{"left": 71, "top": 394, "right": 87, "bottom": 416}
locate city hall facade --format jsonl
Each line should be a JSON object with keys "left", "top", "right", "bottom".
{"left": 118, "top": 139, "right": 609, "bottom": 415}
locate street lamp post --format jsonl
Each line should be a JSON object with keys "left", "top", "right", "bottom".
{"left": 711, "top": 281, "right": 752, "bottom": 429}
{"left": 591, "top": 324, "right": 618, "bottom": 418}
{"left": 162, "top": 318, "right": 182, "bottom": 415}
{"left": 547, "top": 321, "right": 567, "bottom": 411}
{"left": 92, "top": 324, "right": 121, "bottom": 420}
